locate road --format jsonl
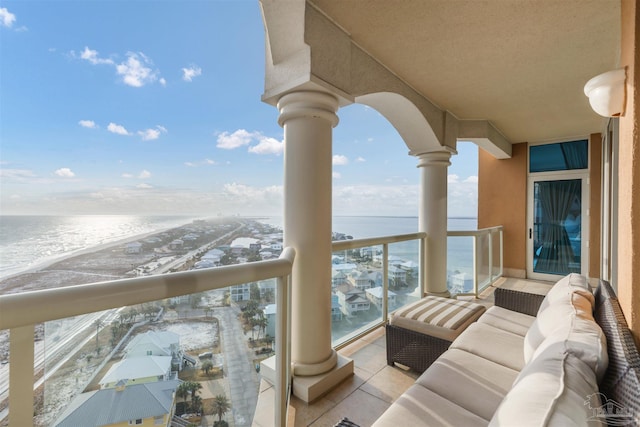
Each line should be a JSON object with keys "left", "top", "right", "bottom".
{"left": 216, "top": 305, "right": 261, "bottom": 427}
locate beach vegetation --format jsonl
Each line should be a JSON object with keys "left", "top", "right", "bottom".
{"left": 212, "top": 394, "right": 231, "bottom": 422}
{"left": 201, "top": 359, "right": 214, "bottom": 376}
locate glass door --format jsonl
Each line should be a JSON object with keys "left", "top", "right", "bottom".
{"left": 528, "top": 176, "right": 587, "bottom": 279}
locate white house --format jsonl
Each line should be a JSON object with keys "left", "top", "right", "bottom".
{"left": 124, "top": 241, "right": 142, "bottom": 254}
{"left": 263, "top": 304, "right": 277, "bottom": 338}
{"left": 365, "top": 287, "right": 397, "bottom": 310}
{"left": 169, "top": 239, "right": 183, "bottom": 250}
{"left": 335, "top": 284, "right": 370, "bottom": 317}
{"left": 230, "top": 283, "right": 251, "bottom": 302}
{"left": 99, "top": 356, "right": 173, "bottom": 389}
{"left": 124, "top": 331, "right": 183, "bottom": 370}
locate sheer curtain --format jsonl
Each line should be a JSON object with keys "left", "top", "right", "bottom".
{"left": 535, "top": 180, "right": 581, "bottom": 274}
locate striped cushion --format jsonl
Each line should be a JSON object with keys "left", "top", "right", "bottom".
{"left": 390, "top": 296, "right": 486, "bottom": 341}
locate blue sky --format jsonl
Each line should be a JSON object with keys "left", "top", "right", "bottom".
{"left": 0, "top": 1, "right": 478, "bottom": 217}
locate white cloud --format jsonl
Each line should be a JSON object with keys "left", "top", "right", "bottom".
{"left": 121, "top": 173, "right": 134, "bottom": 178}
{"left": 464, "top": 175, "right": 478, "bottom": 183}
{"left": 78, "top": 120, "right": 97, "bottom": 129}
{"left": 79, "top": 46, "right": 114, "bottom": 65}
{"left": 185, "top": 159, "right": 217, "bottom": 167}
{"left": 137, "top": 183, "right": 153, "bottom": 189}
{"left": 448, "top": 174, "right": 459, "bottom": 183}
{"left": 138, "top": 170, "right": 151, "bottom": 179}
{"left": 159, "top": 78, "right": 167, "bottom": 86}
{"left": 216, "top": 129, "right": 284, "bottom": 155}
{"left": 249, "top": 136, "right": 283, "bottom": 155}
{"left": 333, "top": 172, "right": 341, "bottom": 179}
{"left": 356, "top": 157, "right": 366, "bottom": 162}
{"left": 333, "top": 155, "right": 349, "bottom": 166}
{"left": 182, "top": 65, "right": 202, "bottom": 82}
{"left": 217, "top": 129, "right": 254, "bottom": 149}
{"left": 138, "top": 125, "right": 167, "bottom": 141}
{"left": 0, "top": 7, "right": 16, "bottom": 28}
{"left": 107, "top": 122, "right": 130, "bottom": 135}
{"left": 115, "top": 52, "right": 159, "bottom": 87}
{"left": 55, "top": 168, "right": 75, "bottom": 178}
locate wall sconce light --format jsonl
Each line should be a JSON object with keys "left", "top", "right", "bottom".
{"left": 584, "top": 68, "right": 627, "bottom": 117}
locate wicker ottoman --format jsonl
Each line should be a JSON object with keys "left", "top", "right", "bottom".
{"left": 386, "top": 296, "right": 486, "bottom": 373}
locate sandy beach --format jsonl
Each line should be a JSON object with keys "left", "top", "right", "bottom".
{"left": 0, "top": 218, "right": 246, "bottom": 295}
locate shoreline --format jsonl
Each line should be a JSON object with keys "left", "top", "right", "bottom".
{"left": 0, "top": 218, "right": 248, "bottom": 294}
{"left": 0, "top": 226, "right": 186, "bottom": 282}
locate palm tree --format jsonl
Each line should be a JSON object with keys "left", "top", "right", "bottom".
{"left": 212, "top": 394, "right": 231, "bottom": 422}
{"left": 176, "top": 382, "right": 190, "bottom": 412}
{"left": 187, "top": 381, "right": 203, "bottom": 410}
{"left": 257, "top": 315, "right": 268, "bottom": 340}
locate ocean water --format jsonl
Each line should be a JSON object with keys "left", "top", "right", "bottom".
{"left": 0, "top": 215, "right": 197, "bottom": 279}
{"left": 0, "top": 215, "right": 478, "bottom": 281}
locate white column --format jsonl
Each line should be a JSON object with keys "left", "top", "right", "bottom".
{"left": 417, "top": 150, "right": 454, "bottom": 297}
{"left": 278, "top": 91, "right": 339, "bottom": 376}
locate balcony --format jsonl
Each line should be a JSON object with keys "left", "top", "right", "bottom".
{"left": 0, "top": 226, "right": 512, "bottom": 427}
{"left": 254, "top": 276, "right": 552, "bottom": 427}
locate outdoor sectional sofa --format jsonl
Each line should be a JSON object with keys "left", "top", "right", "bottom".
{"left": 373, "top": 274, "right": 640, "bottom": 426}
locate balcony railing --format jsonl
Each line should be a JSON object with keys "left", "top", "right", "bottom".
{"left": 0, "top": 248, "right": 295, "bottom": 427}
{"left": 331, "top": 232, "right": 427, "bottom": 348}
{"left": 447, "top": 226, "right": 504, "bottom": 297}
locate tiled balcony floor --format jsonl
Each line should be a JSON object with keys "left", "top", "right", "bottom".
{"left": 256, "top": 276, "right": 553, "bottom": 427}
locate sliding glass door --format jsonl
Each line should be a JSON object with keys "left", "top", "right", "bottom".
{"left": 531, "top": 177, "right": 584, "bottom": 277}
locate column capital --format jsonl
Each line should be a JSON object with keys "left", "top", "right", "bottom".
{"left": 277, "top": 91, "right": 340, "bottom": 128}
{"left": 414, "top": 147, "right": 457, "bottom": 168}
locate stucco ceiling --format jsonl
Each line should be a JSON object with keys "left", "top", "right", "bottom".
{"left": 310, "top": 0, "right": 621, "bottom": 144}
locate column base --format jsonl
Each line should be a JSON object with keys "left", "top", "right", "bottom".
{"left": 292, "top": 354, "right": 354, "bottom": 403}
{"left": 259, "top": 354, "right": 355, "bottom": 403}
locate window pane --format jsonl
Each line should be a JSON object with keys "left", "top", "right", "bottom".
{"left": 529, "top": 140, "right": 588, "bottom": 173}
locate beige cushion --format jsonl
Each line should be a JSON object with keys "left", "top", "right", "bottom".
{"left": 416, "top": 348, "right": 519, "bottom": 421}
{"left": 450, "top": 323, "right": 525, "bottom": 371}
{"left": 537, "top": 273, "right": 594, "bottom": 315}
{"left": 524, "top": 291, "right": 594, "bottom": 363}
{"left": 477, "top": 306, "right": 536, "bottom": 336}
{"left": 532, "top": 315, "right": 608, "bottom": 383}
{"left": 372, "top": 383, "right": 489, "bottom": 427}
{"left": 489, "top": 352, "right": 604, "bottom": 427}
{"left": 390, "top": 296, "right": 486, "bottom": 341}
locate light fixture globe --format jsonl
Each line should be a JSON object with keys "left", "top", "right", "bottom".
{"left": 584, "top": 68, "right": 627, "bottom": 117}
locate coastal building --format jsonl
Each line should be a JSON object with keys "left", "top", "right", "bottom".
{"left": 257, "top": 279, "right": 276, "bottom": 300}
{"left": 335, "top": 283, "right": 370, "bottom": 317}
{"left": 168, "top": 239, "right": 183, "bottom": 250}
{"left": 388, "top": 266, "right": 406, "bottom": 288}
{"left": 53, "top": 380, "right": 180, "bottom": 427}
{"left": 124, "top": 242, "right": 142, "bottom": 255}
{"left": 124, "top": 331, "right": 183, "bottom": 371}
{"left": 263, "top": 303, "right": 277, "bottom": 338}
{"left": 230, "top": 283, "right": 251, "bottom": 302}
{"left": 99, "top": 356, "right": 173, "bottom": 389}
{"left": 365, "top": 287, "right": 396, "bottom": 311}
{"left": 331, "top": 294, "right": 342, "bottom": 322}
{"left": 353, "top": 270, "right": 373, "bottom": 291}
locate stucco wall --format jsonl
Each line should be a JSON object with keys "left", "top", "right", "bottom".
{"left": 478, "top": 142, "right": 527, "bottom": 276}
{"left": 618, "top": 0, "right": 640, "bottom": 346}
